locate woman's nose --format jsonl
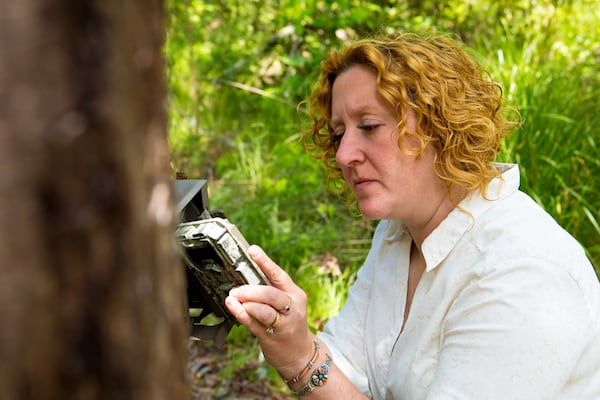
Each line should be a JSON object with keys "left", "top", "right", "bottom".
{"left": 335, "top": 130, "right": 363, "bottom": 167}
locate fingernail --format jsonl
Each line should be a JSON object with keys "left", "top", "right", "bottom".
{"left": 229, "top": 288, "right": 239, "bottom": 297}
{"left": 248, "top": 245, "right": 259, "bottom": 257}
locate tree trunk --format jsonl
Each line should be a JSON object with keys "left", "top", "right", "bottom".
{"left": 0, "top": 1, "right": 190, "bottom": 399}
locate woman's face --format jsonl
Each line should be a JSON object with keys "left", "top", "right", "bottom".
{"left": 331, "top": 64, "right": 449, "bottom": 227}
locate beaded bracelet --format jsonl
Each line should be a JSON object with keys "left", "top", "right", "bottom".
{"left": 295, "top": 353, "right": 332, "bottom": 397}
{"left": 282, "top": 339, "right": 320, "bottom": 385}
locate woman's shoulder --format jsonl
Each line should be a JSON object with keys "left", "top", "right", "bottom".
{"left": 469, "top": 189, "right": 587, "bottom": 265}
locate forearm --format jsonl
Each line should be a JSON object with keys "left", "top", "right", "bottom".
{"left": 223, "top": 246, "right": 369, "bottom": 398}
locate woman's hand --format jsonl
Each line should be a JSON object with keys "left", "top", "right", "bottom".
{"left": 225, "top": 245, "right": 315, "bottom": 379}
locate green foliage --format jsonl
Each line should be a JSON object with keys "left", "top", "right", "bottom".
{"left": 168, "top": 1, "right": 599, "bottom": 388}
{"left": 168, "top": 0, "right": 599, "bottom": 394}
{"left": 166, "top": 0, "right": 599, "bottom": 270}
{"left": 295, "top": 264, "right": 358, "bottom": 331}
{"left": 485, "top": 1, "right": 600, "bottom": 268}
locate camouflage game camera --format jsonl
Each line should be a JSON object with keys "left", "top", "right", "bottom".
{"left": 173, "top": 180, "right": 271, "bottom": 347}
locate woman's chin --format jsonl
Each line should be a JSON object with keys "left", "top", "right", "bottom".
{"left": 358, "top": 203, "right": 388, "bottom": 220}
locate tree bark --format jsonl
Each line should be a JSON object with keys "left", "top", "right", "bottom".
{"left": 0, "top": 1, "right": 190, "bottom": 399}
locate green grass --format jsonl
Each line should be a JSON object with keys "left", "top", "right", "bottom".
{"left": 169, "top": 1, "right": 600, "bottom": 394}
{"left": 486, "top": 2, "right": 600, "bottom": 270}
{"left": 189, "top": 0, "right": 599, "bottom": 348}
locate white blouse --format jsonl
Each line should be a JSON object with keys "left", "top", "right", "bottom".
{"left": 318, "top": 164, "right": 600, "bottom": 399}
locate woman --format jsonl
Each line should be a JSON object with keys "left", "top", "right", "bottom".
{"left": 225, "top": 33, "right": 600, "bottom": 399}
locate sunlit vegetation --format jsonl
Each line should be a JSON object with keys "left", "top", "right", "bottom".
{"left": 166, "top": 1, "right": 599, "bottom": 396}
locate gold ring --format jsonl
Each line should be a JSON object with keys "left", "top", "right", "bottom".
{"left": 272, "top": 312, "right": 282, "bottom": 329}
{"left": 265, "top": 312, "right": 281, "bottom": 334}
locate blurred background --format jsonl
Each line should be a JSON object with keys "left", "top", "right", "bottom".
{"left": 164, "top": 1, "right": 599, "bottom": 397}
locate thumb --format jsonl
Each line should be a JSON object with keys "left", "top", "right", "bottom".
{"left": 248, "top": 245, "right": 293, "bottom": 290}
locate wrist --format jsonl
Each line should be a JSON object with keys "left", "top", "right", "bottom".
{"left": 294, "top": 353, "right": 332, "bottom": 397}
{"left": 278, "top": 338, "right": 320, "bottom": 390}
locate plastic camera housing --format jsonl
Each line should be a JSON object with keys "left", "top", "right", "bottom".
{"left": 172, "top": 179, "right": 270, "bottom": 347}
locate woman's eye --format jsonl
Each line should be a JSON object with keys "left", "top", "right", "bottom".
{"left": 357, "top": 124, "right": 380, "bottom": 131}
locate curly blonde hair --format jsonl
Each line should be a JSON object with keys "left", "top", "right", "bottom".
{"left": 301, "top": 33, "right": 519, "bottom": 205}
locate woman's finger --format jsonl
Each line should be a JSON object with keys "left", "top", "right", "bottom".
{"left": 225, "top": 295, "right": 270, "bottom": 335}
{"left": 229, "top": 285, "right": 295, "bottom": 313}
{"left": 225, "top": 295, "right": 287, "bottom": 337}
{"left": 248, "top": 245, "right": 294, "bottom": 290}
{"left": 240, "top": 300, "right": 284, "bottom": 328}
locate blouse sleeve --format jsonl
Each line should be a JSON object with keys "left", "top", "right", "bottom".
{"left": 317, "top": 220, "right": 394, "bottom": 397}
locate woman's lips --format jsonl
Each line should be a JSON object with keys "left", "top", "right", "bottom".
{"left": 353, "top": 178, "right": 373, "bottom": 191}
